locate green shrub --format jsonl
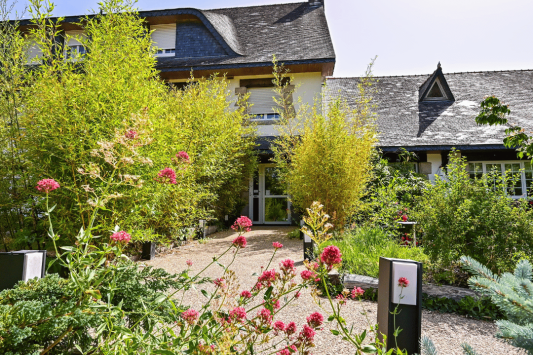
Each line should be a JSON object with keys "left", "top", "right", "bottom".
{"left": 413, "top": 152, "right": 533, "bottom": 275}
{"left": 322, "top": 227, "right": 429, "bottom": 278}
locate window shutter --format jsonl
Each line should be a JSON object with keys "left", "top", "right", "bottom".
{"left": 248, "top": 87, "right": 281, "bottom": 115}
{"left": 151, "top": 24, "right": 176, "bottom": 50}
{"left": 65, "top": 30, "right": 87, "bottom": 46}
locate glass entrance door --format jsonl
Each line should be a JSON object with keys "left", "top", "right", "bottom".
{"left": 249, "top": 165, "right": 291, "bottom": 224}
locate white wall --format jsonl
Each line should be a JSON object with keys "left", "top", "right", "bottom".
{"left": 426, "top": 153, "right": 443, "bottom": 183}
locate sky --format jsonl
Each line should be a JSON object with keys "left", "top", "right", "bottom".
{"left": 10, "top": 0, "right": 533, "bottom": 77}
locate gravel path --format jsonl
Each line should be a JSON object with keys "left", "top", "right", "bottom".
{"left": 145, "top": 227, "right": 524, "bottom": 355}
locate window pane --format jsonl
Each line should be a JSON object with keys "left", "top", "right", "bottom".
{"left": 264, "top": 198, "right": 289, "bottom": 222}
{"left": 264, "top": 167, "right": 284, "bottom": 196}
{"left": 504, "top": 163, "right": 523, "bottom": 196}
{"left": 468, "top": 163, "right": 483, "bottom": 179}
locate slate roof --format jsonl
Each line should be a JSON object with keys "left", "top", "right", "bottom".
{"left": 325, "top": 69, "right": 533, "bottom": 149}
{"left": 150, "top": 2, "right": 335, "bottom": 71}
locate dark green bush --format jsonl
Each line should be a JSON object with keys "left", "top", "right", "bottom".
{"left": 413, "top": 152, "right": 533, "bottom": 275}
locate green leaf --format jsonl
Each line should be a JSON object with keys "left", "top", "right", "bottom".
{"left": 330, "top": 329, "right": 340, "bottom": 336}
{"left": 362, "top": 345, "right": 377, "bottom": 353}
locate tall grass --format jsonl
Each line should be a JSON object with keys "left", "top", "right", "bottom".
{"left": 322, "top": 227, "right": 429, "bottom": 278}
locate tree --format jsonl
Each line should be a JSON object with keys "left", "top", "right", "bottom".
{"left": 476, "top": 96, "right": 533, "bottom": 159}
{"left": 272, "top": 59, "right": 377, "bottom": 228}
{"left": 1, "top": 0, "right": 255, "bottom": 246}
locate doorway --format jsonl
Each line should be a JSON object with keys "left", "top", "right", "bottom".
{"left": 249, "top": 165, "right": 291, "bottom": 225}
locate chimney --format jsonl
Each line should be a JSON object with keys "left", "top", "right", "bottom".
{"left": 309, "top": 0, "right": 324, "bottom": 7}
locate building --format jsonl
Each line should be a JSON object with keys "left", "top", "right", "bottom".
{"left": 325, "top": 64, "right": 533, "bottom": 198}
{"left": 20, "top": 0, "right": 335, "bottom": 225}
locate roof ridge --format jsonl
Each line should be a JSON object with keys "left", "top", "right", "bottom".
{"left": 327, "top": 68, "right": 533, "bottom": 80}
{"left": 204, "top": 1, "right": 306, "bottom": 12}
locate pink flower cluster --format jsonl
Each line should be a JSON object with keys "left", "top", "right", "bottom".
{"left": 214, "top": 278, "right": 226, "bottom": 288}
{"left": 229, "top": 307, "right": 247, "bottom": 323}
{"left": 181, "top": 308, "right": 199, "bottom": 325}
{"left": 272, "top": 242, "right": 283, "bottom": 249}
{"left": 257, "top": 269, "right": 277, "bottom": 288}
{"left": 320, "top": 245, "right": 342, "bottom": 270}
{"left": 398, "top": 277, "right": 410, "bottom": 288}
{"left": 176, "top": 151, "right": 190, "bottom": 164}
{"left": 300, "top": 270, "right": 317, "bottom": 281}
{"left": 231, "top": 216, "right": 253, "bottom": 233}
{"left": 125, "top": 130, "right": 138, "bottom": 139}
{"left": 186, "top": 260, "right": 193, "bottom": 267}
{"left": 280, "top": 259, "right": 295, "bottom": 274}
{"left": 110, "top": 231, "right": 131, "bottom": 243}
{"left": 277, "top": 345, "right": 298, "bottom": 355}
{"left": 298, "top": 325, "right": 316, "bottom": 344}
{"left": 240, "top": 290, "right": 252, "bottom": 299}
{"left": 232, "top": 235, "right": 247, "bottom": 248}
{"left": 306, "top": 312, "right": 324, "bottom": 328}
{"left": 156, "top": 168, "right": 177, "bottom": 185}
{"left": 351, "top": 287, "right": 365, "bottom": 299}
{"left": 257, "top": 308, "right": 272, "bottom": 325}
{"left": 36, "top": 179, "right": 60, "bottom": 193}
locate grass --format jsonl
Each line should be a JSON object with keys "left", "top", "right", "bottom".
{"left": 322, "top": 227, "right": 429, "bottom": 278}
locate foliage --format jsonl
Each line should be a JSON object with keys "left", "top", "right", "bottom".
{"left": 0, "top": 0, "right": 42, "bottom": 251}
{"left": 413, "top": 151, "right": 533, "bottom": 276}
{"left": 322, "top": 227, "right": 429, "bottom": 278}
{"left": 354, "top": 151, "right": 429, "bottom": 233}
{"left": 0, "top": 0, "right": 255, "bottom": 248}
{"left": 422, "top": 294, "right": 504, "bottom": 321}
{"left": 461, "top": 256, "right": 533, "bottom": 353}
{"left": 475, "top": 95, "right": 533, "bottom": 160}
{"left": 301, "top": 201, "right": 334, "bottom": 246}
{"left": 272, "top": 59, "right": 377, "bottom": 228}
{"left": 420, "top": 336, "right": 480, "bottom": 355}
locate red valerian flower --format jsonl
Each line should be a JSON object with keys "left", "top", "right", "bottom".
{"left": 285, "top": 322, "right": 297, "bottom": 335}
{"left": 110, "top": 231, "right": 131, "bottom": 243}
{"left": 186, "top": 260, "right": 193, "bottom": 267}
{"left": 231, "top": 216, "right": 253, "bottom": 232}
{"left": 398, "top": 277, "right": 410, "bottom": 288}
{"left": 320, "top": 245, "right": 342, "bottom": 270}
{"left": 240, "top": 290, "right": 252, "bottom": 299}
{"left": 232, "top": 235, "right": 247, "bottom": 248}
{"left": 214, "top": 278, "right": 226, "bottom": 288}
{"left": 274, "top": 320, "right": 285, "bottom": 331}
{"left": 277, "top": 350, "right": 290, "bottom": 355}
{"left": 176, "top": 151, "right": 190, "bottom": 163}
{"left": 402, "top": 215, "right": 408, "bottom": 222}
{"left": 280, "top": 259, "right": 295, "bottom": 272}
{"left": 125, "top": 130, "right": 138, "bottom": 139}
{"left": 258, "top": 269, "right": 277, "bottom": 286}
{"left": 156, "top": 168, "right": 177, "bottom": 184}
{"left": 272, "top": 241, "right": 283, "bottom": 249}
{"left": 351, "top": 287, "right": 365, "bottom": 299}
{"left": 229, "top": 307, "right": 247, "bottom": 322}
{"left": 36, "top": 179, "right": 60, "bottom": 193}
{"left": 295, "top": 291, "right": 301, "bottom": 299}
{"left": 257, "top": 308, "right": 272, "bottom": 325}
{"left": 299, "top": 325, "right": 316, "bottom": 342}
{"left": 181, "top": 308, "right": 199, "bottom": 325}
{"left": 306, "top": 312, "right": 324, "bottom": 328}
{"left": 336, "top": 294, "right": 347, "bottom": 305}
{"left": 300, "top": 270, "right": 317, "bottom": 280}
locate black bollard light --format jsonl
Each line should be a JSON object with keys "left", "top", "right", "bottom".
{"left": 377, "top": 257, "right": 422, "bottom": 354}
{"left": 0, "top": 250, "right": 47, "bottom": 291}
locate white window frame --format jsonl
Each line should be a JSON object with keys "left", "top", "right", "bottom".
{"left": 424, "top": 78, "right": 448, "bottom": 101}
{"left": 467, "top": 160, "right": 532, "bottom": 199}
{"left": 64, "top": 31, "right": 87, "bottom": 61}
{"left": 151, "top": 24, "right": 176, "bottom": 57}
{"left": 247, "top": 87, "right": 282, "bottom": 121}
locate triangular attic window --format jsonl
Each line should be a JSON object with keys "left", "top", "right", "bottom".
{"left": 424, "top": 79, "right": 447, "bottom": 100}
{"left": 427, "top": 82, "right": 444, "bottom": 98}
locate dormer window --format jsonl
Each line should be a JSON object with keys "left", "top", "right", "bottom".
{"left": 151, "top": 24, "right": 176, "bottom": 57}
{"left": 419, "top": 63, "right": 455, "bottom": 103}
{"left": 425, "top": 78, "right": 447, "bottom": 101}
{"left": 64, "top": 30, "right": 87, "bottom": 61}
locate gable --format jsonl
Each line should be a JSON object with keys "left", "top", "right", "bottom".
{"left": 419, "top": 63, "right": 455, "bottom": 102}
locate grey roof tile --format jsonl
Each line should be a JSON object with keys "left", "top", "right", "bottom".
{"left": 325, "top": 70, "right": 533, "bottom": 148}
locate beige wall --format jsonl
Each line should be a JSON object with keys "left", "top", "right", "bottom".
{"left": 169, "top": 72, "right": 324, "bottom": 137}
